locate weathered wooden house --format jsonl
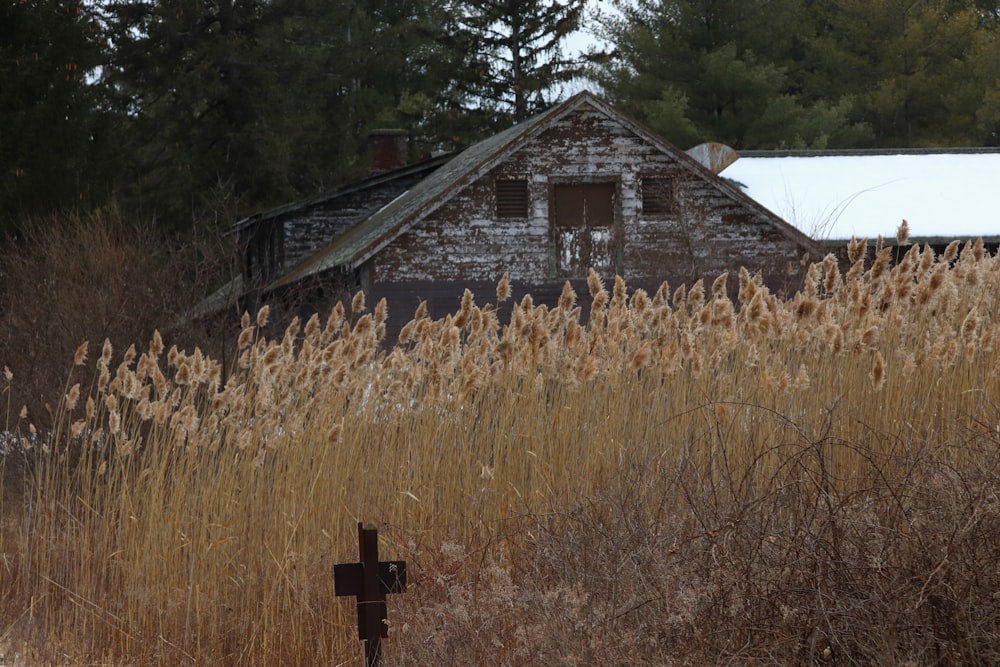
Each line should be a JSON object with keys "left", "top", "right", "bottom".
{"left": 202, "top": 91, "right": 823, "bottom": 338}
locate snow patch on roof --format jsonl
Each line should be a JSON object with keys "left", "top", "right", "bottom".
{"left": 721, "top": 153, "right": 1000, "bottom": 241}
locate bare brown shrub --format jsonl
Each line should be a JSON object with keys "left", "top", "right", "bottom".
{"left": 0, "top": 208, "right": 234, "bottom": 429}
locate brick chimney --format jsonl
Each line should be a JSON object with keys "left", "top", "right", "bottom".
{"left": 368, "top": 129, "right": 408, "bottom": 175}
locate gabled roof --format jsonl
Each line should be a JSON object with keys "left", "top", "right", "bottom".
{"left": 723, "top": 148, "right": 1000, "bottom": 242}
{"left": 269, "top": 90, "right": 823, "bottom": 290}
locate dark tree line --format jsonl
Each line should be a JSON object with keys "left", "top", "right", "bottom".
{"left": 3, "top": 0, "right": 1000, "bottom": 237}
{"left": 591, "top": 0, "right": 1000, "bottom": 150}
{"left": 1, "top": 0, "right": 585, "bottom": 236}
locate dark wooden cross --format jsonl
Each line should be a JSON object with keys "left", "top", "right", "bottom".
{"left": 334, "top": 522, "right": 407, "bottom": 667}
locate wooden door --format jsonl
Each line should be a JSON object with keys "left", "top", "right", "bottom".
{"left": 551, "top": 182, "right": 620, "bottom": 277}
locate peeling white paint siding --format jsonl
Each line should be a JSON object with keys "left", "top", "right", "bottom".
{"left": 374, "top": 105, "right": 804, "bottom": 290}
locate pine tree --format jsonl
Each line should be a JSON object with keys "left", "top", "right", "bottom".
{"left": 805, "top": 0, "right": 987, "bottom": 146}
{"left": 100, "top": 0, "right": 454, "bottom": 228}
{"left": 0, "top": 0, "right": 114, "bottom": 235}
{"left": 435, "top": 0, "right": 585, "bottom": 134}
{"left": 593, "top": 0, "right": 873, "bottom": 149}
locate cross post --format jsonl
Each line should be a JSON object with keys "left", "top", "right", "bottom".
{"left": 334, "top": 522, "right": 407, "bottom": 667}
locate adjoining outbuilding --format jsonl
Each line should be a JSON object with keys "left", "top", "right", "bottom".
{"left": 721, "top": 148, "right": 1000, "bottom": 260}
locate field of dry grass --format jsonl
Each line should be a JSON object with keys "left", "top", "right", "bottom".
{"left": 2, "top": 230, "right": 1000, "bottom": 665}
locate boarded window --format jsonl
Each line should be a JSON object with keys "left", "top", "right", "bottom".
{"left": 551, "top": 182, "right": 620, "bottom": 276}
{"left": 641, "top": 177, "right": 675, "bottom": 215}
{"left": 496, "top": 179, "right": 529, "bottom": 218}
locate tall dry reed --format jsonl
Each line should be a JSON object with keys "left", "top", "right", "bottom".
{"left": 1, "top": 238, "right": 999, "bottom": 664}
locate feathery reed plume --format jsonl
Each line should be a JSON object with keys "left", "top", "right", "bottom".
{"left": 454, "top": 290, "right": 474, "bottom": 328}
{"left": 653, "top": 280, "right": 671, "bottom": 307}
{"left": 861, "top": 325, "right": 879, "bottom": 348}
{"left": 746, "top": 289, "right": 765, "bottom": 326}
{"left": 151, "top": 330, "right": 165, "bottom": 359}
{"left": 174, "top": 361, "right": 191, "bottom": 386}
{"left": 972, "top": 237, "right": 986, "bottom": 262}
{"left": 795, "top": 296, "right": 818, "bottom": 321}
{"left": 918, "top": 244, "right": 935, "bottom": 275}
{"left": 304, "top": 313, "right": 321, "bottom": 342}
{"left": 962, "top": 309, "right": 980, "bottom": 348}
{"left": 100, "top": 338, "right": 113, "bottom": 366}
{"left": 630, "top": 288, "right": 650, "bottom": 317}
{"left": 611, "top": 275, "right": 627, "bottom": 310}
{"left": 236, "top": 324, "right": 254, "bottom": 352}
{"left": 256, "top": 305, "right": 270, "bottom": 328}
{"left": 869, "top": 247, "right": 891, "bottom": 282}
{"left": 672, "top": 284, "right": 686, "bottom": 310}
{"left": 73, "top": 341, "right": 88, "bottom": 366}
{"left": 711, "top": 272, "right": 728, "bottom": 300}
{"left": 398, "top": 320, "right": 416, "bottom": 344}
{"left": 804, "top": 262, "right": 821, "bottom": 296}
{"left": 822, "top": 253, "right": 840, "bottom": 295}
{"left": 166, "top": 344, "right": 179, "bottom": 368}
{"left": 557, "top": 281, "right": 577, "bottom": 312}
{"left": 943, "top": 240, "right": 960, "bottom": 263}
{"left": 497, "top": 272, "right": 512, "bottom": 301}
{"left": 65, "top": 383, "right": 80, "bottom": 411}
{"left": 896, "top": 220, "right": 910, "bottom": 245}
{"left": 591, "top": 283, "right": 609, "bottom": 316}
{"left": 830, "top": 324, "right": 844, "bottom": 354}
{"left": 3, "top": 365, "right": 11, "bottom": 382}
{"left": 564, "top": 319, "right": 582, "bottom": 347}
{"left": 262, "top": 345, "right": 282, "bottom": 370}
{"left": 413, "top": 300, "right": 428, "bottom": 322}
{"left": 870, "top": 350, "right": 885, "bottom": 391}
{"left": 737, "top": 267, "right": 757, "bottom": 305}
{"left": 711, "top": 298, "right": 735, "bottom": 328}
{"left": 929, "top": 262, "right": 947, "bottom": 293}
{"left": 629, "top": 341, "right": 652, "bottom": 371}
{"left": 351, "top": 290, "right": 366, "bottom": 314}
{"left": 687, "top": 279, "right": 705, "bottom": 309}
{"left": 586, "top": 268, "right": 603, "bottom": 298}
{"left": 324, "top": 301, "right": 346, "bottom": 338}
{"left": 847, "top": 236, "right": 866, "bottom": 265}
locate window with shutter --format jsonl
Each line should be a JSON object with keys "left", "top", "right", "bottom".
{"left": 496, "top": 179, "right": 529, "bottom": 218}
{"left": 641, "top": 177, "right": 675, "bottom": 215}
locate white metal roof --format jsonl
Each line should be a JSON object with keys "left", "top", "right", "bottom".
{"left": 721, "top": 149, "right": 1000, "bottom": 241}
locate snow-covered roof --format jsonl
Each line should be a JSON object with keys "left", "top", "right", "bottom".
{"left": 721, "top": 149, "right": 1000, "bottom": 241}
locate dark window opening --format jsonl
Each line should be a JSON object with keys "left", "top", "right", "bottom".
{"left": 642, "top": 177, "right": 675, "bottom": 215}
{"left": 496, "top": 179, "right": 529, "bottom": 218}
